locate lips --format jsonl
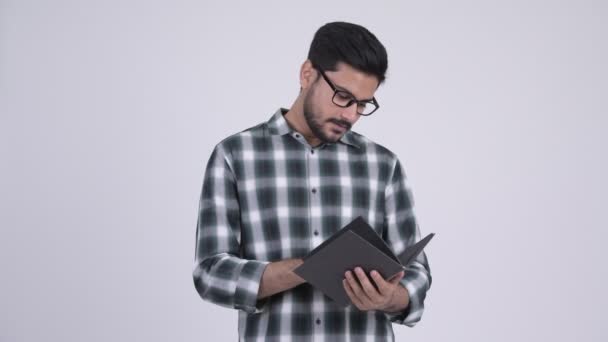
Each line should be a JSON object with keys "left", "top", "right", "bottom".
{"left": 332, "top": 122, "right": 348, "bottom": 131}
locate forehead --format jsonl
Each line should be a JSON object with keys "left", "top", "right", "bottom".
{"left": 324, "top": 62, "right": 379, "bottom": 100}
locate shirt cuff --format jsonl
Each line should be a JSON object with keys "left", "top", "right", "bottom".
{"left": 233, "top": 260, "right": 271, "bottom": 314}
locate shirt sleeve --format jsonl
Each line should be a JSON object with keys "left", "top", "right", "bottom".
{"left": 383, "top": 156, "right": 432, "bottom": 327}
{"left": 192, "top": 143, "right": 270, "bottom": 314}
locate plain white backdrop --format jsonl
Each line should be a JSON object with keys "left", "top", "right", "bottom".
{"left": 1, "top": 0, "right": 607, "bottom": 341}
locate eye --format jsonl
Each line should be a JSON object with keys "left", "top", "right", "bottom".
{"left": 335, "top": 91, "right": 353, "bottom": 101}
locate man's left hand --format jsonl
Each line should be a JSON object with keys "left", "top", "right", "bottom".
{"left": 343, "top": 267, "right": 406, "bottom": 312}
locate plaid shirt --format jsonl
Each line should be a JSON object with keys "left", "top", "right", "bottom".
{"left": 193, "top": 108, "right": 432, "bottom": 341}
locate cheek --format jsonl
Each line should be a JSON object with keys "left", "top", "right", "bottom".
{"left": 308, "top": 87, "right": 340, "bottom": 123}
{"left": 311, "top": 87, "right": 335, "bottom": 115}
{"left": 310, "top": 99, "right": 331, "bottom": 121}
{"left": 320, "top": 108, "right": 338, "bottom": 125}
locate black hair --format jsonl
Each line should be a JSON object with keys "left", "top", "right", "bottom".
{"left": 307, "top": 21, "right": 388, "bottom": 85}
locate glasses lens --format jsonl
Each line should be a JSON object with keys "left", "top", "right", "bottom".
{"left": 332, "top": 91, "right": 354, "bottom": 107}
{"left": 332, "top": 91, "right": 378, "bottom": 115}
{"left": 359, "top": 102, "right": 377, "bottom": 115}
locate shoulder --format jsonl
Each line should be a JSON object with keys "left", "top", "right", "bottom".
{"left": 348, "top": 130, "right": 399, "bottom": 165}
{"left": 210, "top": 121, "right": 267, "bottom": 158}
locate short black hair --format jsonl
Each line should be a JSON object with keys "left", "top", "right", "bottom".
{"left": 307, "top": 21, "right": 388, "bottom": 85}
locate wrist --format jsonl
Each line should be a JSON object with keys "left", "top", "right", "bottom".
{"left": 288, "top": 258, "right": 305, "bottom": 285}
{"left": 383, "top": 285, "right": 409, "bottom": 313}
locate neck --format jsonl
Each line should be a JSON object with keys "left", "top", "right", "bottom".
{"left": 283, "top": 97, "right": 322, "bottom": 147}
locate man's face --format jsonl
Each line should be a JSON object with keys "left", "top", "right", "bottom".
{"left": 302, "top": 62, "right": 379, "bottom": 144}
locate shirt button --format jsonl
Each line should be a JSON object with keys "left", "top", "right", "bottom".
{"left": 313, "top": 230, "right": 319, "bottom": 236}
{"left": 311, "top": 188, "right": 316, "bottom": 193}
{"left": 316, "top": 318, "right": 321, "bottom": 325}
{"left": 311, "top": 149, "right": 314, "bottom": 154}
{"left": 295, "top": 133, "right": 300, "bottom": 138}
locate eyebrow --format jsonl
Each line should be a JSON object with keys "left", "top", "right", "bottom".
{"left": 333, "top": 82, "right": 375, "bottom": 102}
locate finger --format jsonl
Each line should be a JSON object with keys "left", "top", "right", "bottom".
{"left": 345, "top": 270, "right": 373, "bottom": 306}
{"left": 353, "top": 267, "right": 381, "bottom": 302}
{"left": 388, "top": 270, "right": 405, "bottom": 285}
{"left": 371, "top": 270, "right": 404, "bottom": 297}
{"left": 370, "top": 270, "right": 391, "bottom": 296}
{"left": 343, "top": 279, "right": 364, "bottom": 310}
{"left": 346, "top": 277, "right": 371, "bottom": 310}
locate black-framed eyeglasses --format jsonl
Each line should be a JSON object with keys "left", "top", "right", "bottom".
{"left": 314, "top": 65, "right": 380, "bottom": 116}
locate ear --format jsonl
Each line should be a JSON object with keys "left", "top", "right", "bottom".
{"left": 299, "top": 59, "right": 318, "bottom": 90}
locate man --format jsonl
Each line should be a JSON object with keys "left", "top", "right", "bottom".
{"left": 193, "top": 21, "right": 432, "bottom": 341}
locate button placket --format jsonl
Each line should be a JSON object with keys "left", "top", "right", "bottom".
{"left": 308, "top": 142, "right": 323, "bottom": 248}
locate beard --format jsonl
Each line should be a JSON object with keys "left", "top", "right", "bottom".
{"left": 302, "top": 89, "right": 349, "bottom": 144}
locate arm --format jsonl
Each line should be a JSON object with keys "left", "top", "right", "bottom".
{"left": 257, "top": 258, "right": 306, "bottom": 299}
{"left": 382, "top": 156, "right": 432, "bottom": 327}
{"left": 192, "top": 144, "right": 270, "bottom": 314}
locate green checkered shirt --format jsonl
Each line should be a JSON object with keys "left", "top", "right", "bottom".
{"left": 193, "top": 108, "right": 432, "bottom": 341}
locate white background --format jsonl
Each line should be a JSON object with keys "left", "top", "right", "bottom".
{"left": 1, "top": 0, "right": 607, "bottom": 341}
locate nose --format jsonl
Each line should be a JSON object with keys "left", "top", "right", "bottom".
{"left": 339, "top": 103, "right": 358, "bottom": 125}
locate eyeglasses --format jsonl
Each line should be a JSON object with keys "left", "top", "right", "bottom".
{"left": 314, "top": 65, "right": 380, "bottom": 116}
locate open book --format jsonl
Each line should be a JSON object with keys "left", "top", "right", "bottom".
{"left": 293, "top": 216, "right": 434, "bottom": 306}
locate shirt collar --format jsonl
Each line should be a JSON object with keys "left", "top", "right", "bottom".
{"left": 265, "top": 107, "right": 361, "bottom": 149}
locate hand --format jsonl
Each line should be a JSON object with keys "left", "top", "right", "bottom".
{"left": 343, "top": 267, "right": 405, "bottom": 312}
